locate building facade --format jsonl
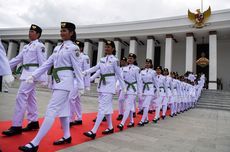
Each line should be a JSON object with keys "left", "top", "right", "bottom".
{"left": 1, "top": 9, "right": 230, "bottom": 90}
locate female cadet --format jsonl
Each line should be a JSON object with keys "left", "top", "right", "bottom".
{"left": 153, "top": 66, "right": 167, "bottom": 123}
{"left": 170, "top": 72, "right": 179, "bottom": 116}
{"left": 162, "top": 68, "right": 172, "bottom": 119}
{"left": 137, "top": 59, "right": 159, "bottom": 126}
{"left": 116, "top": 57, "right": 128, "bottom": 120}
{"left": 83, "top": 40, "right": 125, "bottom": 139}
{"left": 117, "top": 53, "right": 142, "bottom": 131}
{"left": 19, "top": 22, "right": 84, "bottom": 152}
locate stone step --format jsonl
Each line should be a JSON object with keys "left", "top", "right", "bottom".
{"left": 197, "top": 101, "right": 230, "bottom": 106}
{"left": 197, "top": 102, "right": 230, "bottom": 107}
{"left": 198, "top": 99, "right": 230, "bottom": 103}
{"left": 197, "top": 104, "right": 230, "bottom": 111}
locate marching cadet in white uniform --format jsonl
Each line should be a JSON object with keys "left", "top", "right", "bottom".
{"left": 170, "top": 72, "right": 180, "bottom": 116}
{"left": 83, "top": 40, "right": 125, "bottom": 139}
{"left": 138, "top": 59, "right": 159, "bottom": 126}
{"left": 116, "top": 57, "right": 127, "bottom": 120}
{"left": 69, "top": 41, "right": 90, "bottom": 126}
{"left": 2, "top": 24, "right": 46, "bottom": 137}
{"left": 162, "top": 68, "right": 173, "bottom": 119}
{"left": 19, "top": 22, "right": 84, "bottom": 152}
{"left": 153, "top": 66, "right": 167, "bottom": 123}
{"left": 117, "top": 53, "right": 142, "bottom": 131}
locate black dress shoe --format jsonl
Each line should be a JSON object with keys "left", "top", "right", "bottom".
{"left": 18, "top": 142, "right": 38, "bottom": 152}
{"left": 152, "top": 118, "right": 159, "bottom": 123}
{"left": 93, "top": 117, "right": 106, "bottom": 122}
{"left": 116, "top": 114, "right": 123, "bottom": 120}
{"left": 22, "top": 121, "right": 39, "bottom": 132}
{"left": 117, "top": 124, "right": 124, "bottom": 131}
{"left": 138, "top": 121, "right": 144, "bottom": 126}
{"left": 144, "top": 120, "right": 149, "bottom": 124}
{"left": 53, "top": 136, "right": 72, "bottom": 145}
{"left": 102, "top": 128, "right": 114, "bottom": 134}
{"left": 148, "top": 110, "right": 153, "bottom": 114}
{"left": 137, "top": 110, "right": 143, "bottom": 115}
{"left": 133, "top": 112, "right": 136, "bottom": 118}
{"left": 83, "top": 131, "right": 96, "bottom": 139}
{"left": 2, "top": 126, "right": 22, "bottom": 136}
{"left": 161, "top": 115, "right": 166, "bottom": 120}
{"left": 170, "top": 114, "right": 174, "bottom": 118}
{"left": 70, "top": 120, "right": 82, "bottom": 127}
{"left": 127, "top": 122, "right": 134, "bottom": 128}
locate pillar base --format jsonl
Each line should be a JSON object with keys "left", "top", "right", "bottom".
{"left": 209, "top": 82, "right": 217, "bottom": 90}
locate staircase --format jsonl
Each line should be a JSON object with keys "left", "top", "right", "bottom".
{"left": 197, "top": 90, "right": 230, "bottom": 111}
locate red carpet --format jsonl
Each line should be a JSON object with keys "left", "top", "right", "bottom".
{"left": 0, "top": 110, "right": 170, "bottom": 152}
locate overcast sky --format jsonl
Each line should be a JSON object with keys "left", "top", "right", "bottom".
{"left": 0, "top": 0, "right": 229, "bottom": 28}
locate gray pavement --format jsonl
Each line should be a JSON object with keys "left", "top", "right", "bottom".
{"left": 0, "top": 87, "right": 230, "bottom": 152}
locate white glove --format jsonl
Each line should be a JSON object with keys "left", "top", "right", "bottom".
{"left": 85, "top": 87, "right": 90, "bottom": 91}
{"left": 82, "top": 71, "right": 87, "bottom": 76}
{"left": 78, "top": 89, "right": 85, "bottom": 96}
{"left": 26, "top": 75, "right": 34, "bottom": 84}
{"left": 3, "top": 74, "right": 14, "bottom": 86}
{"left": 122, "top": 87, "right": 127, "bottom": 94}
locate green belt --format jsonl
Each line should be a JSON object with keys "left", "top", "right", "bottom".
{"left": 143, "top": 82, "right": 153, "bottom": 92}
{"left": 52, "top": 67, "right": 74, "bottom": 83}
{"left": 98, "top": 73, "right": 115, "bottom": 88}
{"left": 125, "top": 80, "right": 137, "bottom": 92}
{"left": 16, "top": 63, "right": 39, "bottom": 74}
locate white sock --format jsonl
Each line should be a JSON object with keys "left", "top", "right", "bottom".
{"left": 121, "top": 108, "right": 130, "bottom": 125}
{"left": 129, "top": 111, "right": 134, "bottom": 123}
{"left": 91, "top": 113, "right": 104, "bottom": 133}
{"left": 170, "top": 104, "right": 174, "bottom": 115}
{"left": 162, "top": 105, "right": 167, "bottom": 116}
{"left": 155, "top": 106, "right": 161, "bottom": 119}
{"left": 30, "top": 116, "right": 55, "bottom": 147}
{"left": 60, "top": 117, "right": 71, "bottom": 139}
{"left": 141, "top": 107, "right": 148, "bottom": 122}
{"left": 105, "top": 114, "right": 113, "bottom": 129}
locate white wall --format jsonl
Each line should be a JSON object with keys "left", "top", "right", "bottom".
{"left": 172, "top": 41, "right": 186, "bottom": 75}
{"left": 217, "top": 39, "right": 230, "bottom": 90}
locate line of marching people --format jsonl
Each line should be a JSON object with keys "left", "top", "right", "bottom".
{"left": 0, "top": 22, "right": 205, "bottom": 152}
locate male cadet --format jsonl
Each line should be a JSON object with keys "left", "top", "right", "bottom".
{"left": 69, "top": 41, "right": 90, "bottom": 126}
{"left": 2, "top": 24, "right": 47, "bottom": 136}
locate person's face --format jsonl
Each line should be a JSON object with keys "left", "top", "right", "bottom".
{"left": 163, "top": 70, "right": 169, "bottom": 76}
{"left": 60, "top": 28, "right": 73, "bottom": 41}
{"left": 145, "top": 62, "right": 151, "bottom": 69}
{"left": 29, "top": 30, "right": 40, "bottom": 41}
{"left": 156, "top": 69, "right": 161, "bottom": 75}
{"left": 120, "top": 60, "right": 127, "bottom": 66}
{"left": 170, "top": 72, "right": 175, "bottom": 78}
{"left": 105, "top": 45, "right": 114, "bottom": 55}
{"left": 127, "top": 57, "right": 135, "bottom": 64}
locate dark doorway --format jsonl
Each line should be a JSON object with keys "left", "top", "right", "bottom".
{"left": 92, "top": 49, "right": 98, "bottom": 66}
{"left": 196, "top": 44, "right": 209, "bottom": 88}
{"left": 154, "top": 46, "right": 161, "bottom": 69}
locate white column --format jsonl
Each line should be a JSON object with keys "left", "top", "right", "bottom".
{"left": 84, "top": 39, "right": 93, "bottom": 66}
{"left": 114, "top": 38, "right": 122, "bottom": 60}
{"left": 146, "top": 36, "right": 155, "bottom": 62}
{"left": 186, "top": 33, "right": 195, "bottom": 72}
{"left": 209, "top": 31, "right": 217, "bottom": 90}
{"left": 17, "top": 40, "right": 28, "bottom": 69}
{"left": 19, "top": 40, "right": 27, "bottom": 52}
{"left": 57, "top": 40, "right": 62, "bottom": 46}
{"left": 45, "top": 40, "right": 54, "bottom": 59}
{"left": 7, "top": 40, "right": 18, "bottom": 60}
{"left": 129, "top": 37, "right": 138, "bottom": 54}
{"left": 165, "top": 34, "right": 173, "bottom": 72}
{"left": 97, "top": 39, "right": 105, "bottom": 63}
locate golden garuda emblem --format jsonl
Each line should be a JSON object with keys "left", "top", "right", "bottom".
{"left": 196, "top": 52, "right": 209, "bottom": 68}
{"left": 188, "top": 6, "right": 211, "bottom": 28}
